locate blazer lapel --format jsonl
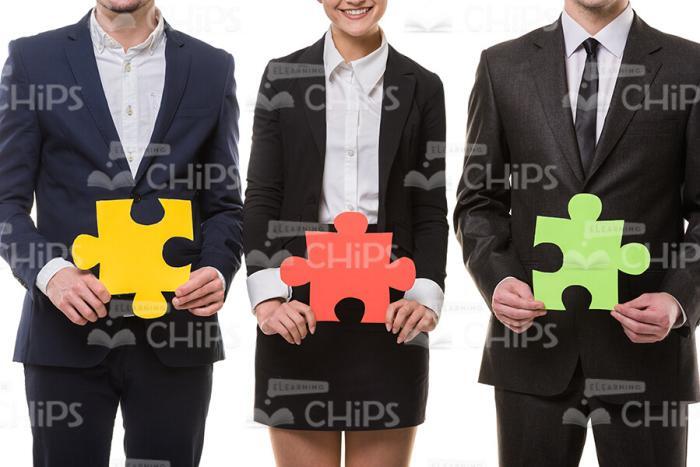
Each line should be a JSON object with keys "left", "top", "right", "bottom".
{"left": 378, "top": 48, "right": 416, "bottom": 227}
{"left": 134, "top": 24, "right": 191, "bottom": 184}
{"left": 296, "top": 37, "right": 327, "bottom": 168}
{"left": 586, "top": 15, "right": 663, "bottom": 182}
{"left": 65, "top": 13, "right": 131, "bottom": 176}
{"left": 531, "top": 18, "right": 586, "bottom": 184}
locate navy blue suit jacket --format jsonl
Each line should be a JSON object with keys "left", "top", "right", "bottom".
{"left": 0, "top": 12, "right": 243, "bottom": 368}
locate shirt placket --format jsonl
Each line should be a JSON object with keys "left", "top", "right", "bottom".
{"left": 344, "top": 69, "right": 360, "bottom": 213}
{"left": 122, "top": 50, "right": 138, "bottom": 172}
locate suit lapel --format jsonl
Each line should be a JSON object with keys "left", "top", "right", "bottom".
{"left": 378, "top": 48, "right": 415, "bottom": 227}
{"left": 296, "top": 37, "right": 327, "bottom": 168}
{"left": 134, "top": 24, "right": 191, "bottom": 184}
{"left": 65, "top": 13, "right": 131, "bottom": 176}
{"left": 531, "top": 18, "right": 586, "bottom": 184}
{"left": 586, "top": 15, "right": 663, "bottom": 182}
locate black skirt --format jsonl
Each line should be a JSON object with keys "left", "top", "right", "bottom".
{"left": 253, "top": 227, "right": 430, "bottom": 431}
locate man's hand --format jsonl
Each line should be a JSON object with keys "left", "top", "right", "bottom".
{"left": 612, "top": 293, "right": 682, "bottom": 343}
{"left": 46, "top": 268, "right": 111, "bottom": 325}
{"left": 492, "top": 277, "right": 547, "bottom": 333}
{"left": 173, "top": 267, "right": 225, "bottom": 317}
{"left": 385, "top": 299, "right": 438, "bottom": 344}
{"left": 255, "top": 299, "right": 317, "bottom": 345}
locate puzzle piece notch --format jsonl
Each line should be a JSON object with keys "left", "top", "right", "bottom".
{"left": 72, "top": 198, "right": 194, "bottom": 319}
{"left": 280, "top": 211, "right": 416, "bottom": 324}
{"left": 532, "top": 193, "right": 650, "bottom": 311}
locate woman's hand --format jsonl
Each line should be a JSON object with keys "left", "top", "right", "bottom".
{"left": 385, "top": 299, "right": 438, "bottom": 344}
{"left": 255, "top": 299, "right": 317, "bottom": 345}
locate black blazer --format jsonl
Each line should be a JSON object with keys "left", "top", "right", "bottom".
{"left": 0, "top": 13, "right": 243, "bottom": 368}
{"left": 244, "top": 37, "right": 448, "bottom": 299}
{"left": 455, "top": 14, "right": 700, "bottom": 403}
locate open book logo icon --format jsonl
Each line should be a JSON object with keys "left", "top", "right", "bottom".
{"left": 256, "top": 92, "right": 295, "bottom": 112}
{"left": 562, "top": 407, "right": 612, "bottom": 427}
{"left": 254, "top": 408, "right": 295, "bottom": 427}
{"left": 87, "top": 329, "right": 136, "bottom": 349}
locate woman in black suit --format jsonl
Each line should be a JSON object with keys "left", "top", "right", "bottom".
{"left": 243, "top": 1, "right": 447, "bottom": 465}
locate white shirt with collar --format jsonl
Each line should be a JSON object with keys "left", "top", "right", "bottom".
{"left": 246, "top": 29, "right": 445, "bottom": 319}
{"left": 36, "top": 9, "right": 225, "bottom": 296}
{"left": 89, "top": 7, "right": 167, "bottom": 175}
{"left": 562, "top": 2, "right": 634, "bottom": 141}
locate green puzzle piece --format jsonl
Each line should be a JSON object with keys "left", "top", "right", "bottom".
{"left": 533, "top": 193, "right": 650, "bottom": 311}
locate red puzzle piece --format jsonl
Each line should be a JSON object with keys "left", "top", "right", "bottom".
{"left": 280, "top": 212, "right": 416, "bottom": 324}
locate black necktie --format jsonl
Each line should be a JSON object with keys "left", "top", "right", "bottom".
{"left": 575, "top": 38, "right": 600, "bottom": 176}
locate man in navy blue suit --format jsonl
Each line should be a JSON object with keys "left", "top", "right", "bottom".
{"left": 0, "top": 1, "right": 243, "bottom": 465}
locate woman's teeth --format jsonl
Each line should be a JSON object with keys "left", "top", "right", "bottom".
{"left": 345, "top": 7, "right": 370, "bottom": 17}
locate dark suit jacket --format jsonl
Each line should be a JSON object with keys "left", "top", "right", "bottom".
{"left": 0, "top": 12, "right": 243, "bottom": 368}
{"left": 244, "top": 37, "right": 448, "bottom": 303}
{"left": 455, "top": 13, "right": 700, "bottom": 403}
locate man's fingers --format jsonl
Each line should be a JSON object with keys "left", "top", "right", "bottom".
{"left": 79, "top": 287, "right": 108, "bottom": 319}
{"left": 175, "top": 268, "right": 217, "bottom": 297}
{"left": 62, "top": 304, "right": 88, "bottom": 326}
{"left": 173, "top": 278, "right": 222, "bottom": 308}
{"left": 613, "top": 304, "right": 663, "bottom": 326}
{"left": 496, "top": 292, "right": 545, "bottom": 311}
{"left": 69, "top": 292, "right": 98, "bottom": 323}
{"left": 611, "top": 311, "right": 662, "bottom": 336}
{"left": 190, "top": 302, "right": 223, "bottom": 317}
{"left": 510, "top": 281, "right": 535, "bottom": 300}
{"left": 84, "top": 275, "right": 111, "bottom": 304}
{"left": 495, "top": 303, "right": 546, "bottom": 321}
{"left": 622, "top": 293, "right": 654, "bottom": 310}
{"left": 623, "top": 328, "right": 659, "bottom": 344}
{"left": 175, "top": 291, "right": 224, "bottom": 311}
{"left": 498, "top": 315, "right": 534, "bottom": 332}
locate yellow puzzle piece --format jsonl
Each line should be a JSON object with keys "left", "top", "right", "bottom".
{"left": 72, "top": 198, "right": 194, "bottom": 319}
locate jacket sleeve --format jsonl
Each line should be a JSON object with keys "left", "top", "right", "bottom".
{"left": 243, "top": 62, "right": 287, "bottom": 273}
{"left": 0, "top": 40, "right": 64, "bottom": 297}
{"left": 410, "top": 75, "right": 449, "bottom": 291}
{"left": 195, "top": 53, "right": 243, "bottom": 295}
{"left": 453, "top": 50, "right": 527, "bottom": 307}
{"left": 661, "top": 77, "right": 700, "bottom": 329}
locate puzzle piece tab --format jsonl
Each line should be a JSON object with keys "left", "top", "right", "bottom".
{"left": 72, "top": 198, "right": 193, "bottom": 319}
{"left": 533, "top": 193, "right": 650, "bottom": 310}
{"left": 280, "top": 212, "right": 416, "bottom": 324}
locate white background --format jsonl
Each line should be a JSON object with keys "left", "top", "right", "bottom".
{"left": 0, "top": 1, "right": 699, "bottom": 466}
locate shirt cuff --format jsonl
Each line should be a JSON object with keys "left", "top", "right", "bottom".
{"left": 35, "top": 258, "right": 76, "bottom": 296}
{"left": 670, "top": 295, "right": 688, "bottom": 329}
{"left": 246, "top": 268, "right": 292, "bottom": 313}
{"left": 403, "top": 278, "right": 444, "bottom": 321}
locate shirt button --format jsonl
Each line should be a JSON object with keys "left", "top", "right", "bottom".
{"left": 347, "top": 205, "right": 355, "bottom": 211}
{"left": 127, "top": 105, "right": 133, "bottom": 116}
{"left": 347, "top": 150, "right": 355, "bottom": 157}
{"left": 124, "top": 62, "right": 132, "bottom": 72}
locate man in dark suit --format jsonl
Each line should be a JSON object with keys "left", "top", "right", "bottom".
{"left": 455, "top": 1, "right": 700, "bottom": 465}
{"left": 0, "top": 1, "right": 242, "bottom": 466}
